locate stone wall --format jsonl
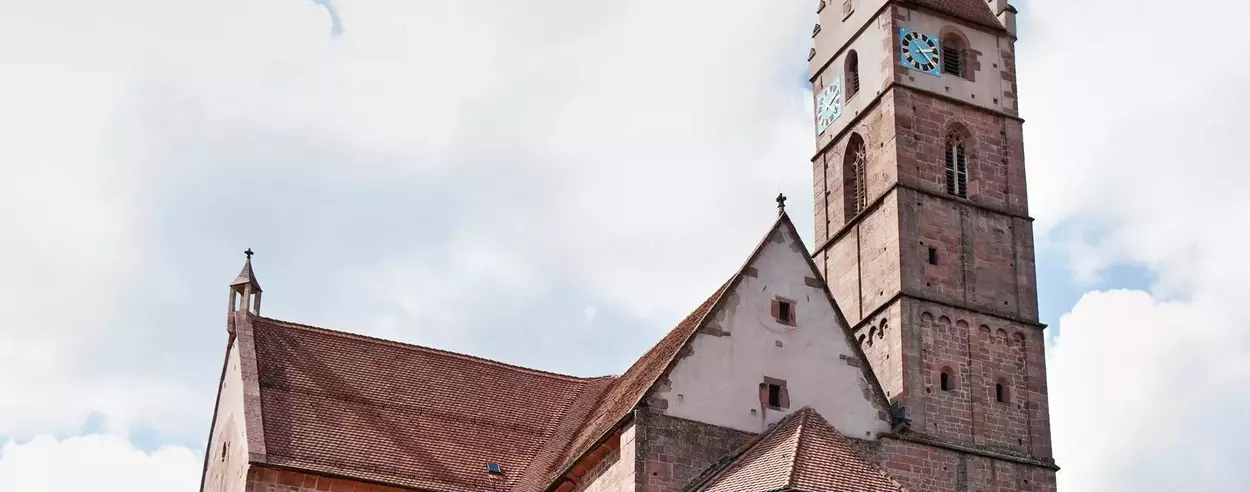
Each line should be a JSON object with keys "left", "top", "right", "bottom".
{"left": 813, "top": 90, "right": 901, "bottom": 252}
{"left": 575, "top": 424, "right": 639, "bottom": 492}
{"left": 904, "top": 298, "right": 1052, "bottom": 458}
{"left": 899, "top": 189, "right": 1038, "bottom": 319}
{"left": 893, "top": 88, "right": 1029, "bottom": 216}
{"left": 878, "top": 438, "right": 1057, "bottom": 492}
{"left": 638, "top": 411, "right": 754, "bottom": 492}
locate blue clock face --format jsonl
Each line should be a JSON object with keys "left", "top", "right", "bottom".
{"left": 815, "top": 77, "right": 842, "bottom": 135}
{"left": 899, "top": 27, "right": 941, "bottom": 76}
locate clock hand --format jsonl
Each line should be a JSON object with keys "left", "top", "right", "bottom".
{"left": 915, "top": 48, "right": 931, "bottom": 65}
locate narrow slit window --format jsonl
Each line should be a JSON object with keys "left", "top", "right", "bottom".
{"left": 996, "top": 380, "right": 1009, "bottom": 403}
{"left": 845, "top": 50, "right": 860, "bottom": 98}
{"left": 927, "top": 247, "right": 938, "bottom": 265}
{"left": 945, "top": 132, "right": 968, "bottom": 197}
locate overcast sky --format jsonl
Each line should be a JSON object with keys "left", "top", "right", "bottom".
{"left": 1, "top": 0, "right": 1248, "bottom": 490}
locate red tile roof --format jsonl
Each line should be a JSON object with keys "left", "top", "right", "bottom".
{"left": 246, "top": 276, "right": 733, "bottom": 492}
{"left": 250, "top": 317, "right": 614, "bottom": 492}
{"left": 693, "top": 408, "right": 906, "bottom": 492}
{"left": 906, "top": 0, "right": 1005, "bottom": 32}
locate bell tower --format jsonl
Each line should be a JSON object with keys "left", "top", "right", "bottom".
{"left": 808, "top": 0, "right": 1057, "bottom": 490}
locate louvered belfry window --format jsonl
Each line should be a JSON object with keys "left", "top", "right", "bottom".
{"left": 941, "top": 33, "right": 966, "bottom": 78}
{"left": 942, "top": 43, "right": 962, "bottom": 77}
{"left": 945, "top": 132, "right": 968, "bottom": 197}
{"left": 844, "top": 134, "right": 868, "bottom": 222}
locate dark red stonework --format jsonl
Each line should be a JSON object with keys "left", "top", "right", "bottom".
{"left": 809, "top": 2, "right": 1057, "bottom": 491}
{"left": 637, "top": 410, "right": 754, "bottom": 492}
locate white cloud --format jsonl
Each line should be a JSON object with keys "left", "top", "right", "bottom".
{"left": 1022, "top": 0, "right": 1250, "bottom": 490}
{"left": 2, "top": 0, "right": 1247, "bottom": 490}
{"left": 0, "top": 0, "right": 331, "bottom": 441}
{"left": 0, "top": 0, "right": 815, "bottom": 442}
{"left": 0, "top": 435, "right": 200, "bottom": 492}
{"left": 1046, "top": 291, "right": 1250, "bottom": 491}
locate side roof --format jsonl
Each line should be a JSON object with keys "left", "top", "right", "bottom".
{"left": 244, "top": 315, "right": 614, "bottom": 492}
{"left": 688, "top": 408, "right": 906, "bottom": 492}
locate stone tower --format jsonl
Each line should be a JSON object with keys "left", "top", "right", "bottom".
{"left": 807, "top": 0, "right": 1058, "bottom": 489}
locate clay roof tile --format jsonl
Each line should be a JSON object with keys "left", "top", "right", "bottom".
{"left": 906, "top": 0, "right": 1005, "bottom": 32}
{"left": 694, "top": 408, "right": 906, "bottom": 492}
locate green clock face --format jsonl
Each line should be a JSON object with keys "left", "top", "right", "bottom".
{"left": 815, "top": 77, "right": 842, "bottom": 135}
{"left": 899, "top": 28, "right": 941, "bottom": 76}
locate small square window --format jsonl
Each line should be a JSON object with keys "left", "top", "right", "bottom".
{"left": 761, "top": 377, "right": 790, "bottom": 409}
{"left": 772, "top": 296, "right": 797, "bottom": 326}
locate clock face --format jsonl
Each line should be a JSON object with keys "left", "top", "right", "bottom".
{"left": 899, "top": 27, "right": 941, "bottom": 76}
{"left": 815, "top": 77, "right": 843, "bottom": 135}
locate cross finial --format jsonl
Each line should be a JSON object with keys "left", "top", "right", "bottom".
{"left": 245, "top": 248, "right": 254, "bottom": 259}
{"left": 776, "top": 193, "right": 787, "bottom": 215}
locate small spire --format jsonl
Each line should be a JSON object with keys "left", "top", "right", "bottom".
{"left": 776, "top": 193, "right": 787, "bottom": 215}
{"left": 231, "top": 250, "right": 262, "bottom": 291}
{"left": 229, "top": 248, "right": 263, "bottom": 316}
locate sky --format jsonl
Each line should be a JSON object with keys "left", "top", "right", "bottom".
{"left": 0, "top": 0, "right": 1248, "bottom": 490}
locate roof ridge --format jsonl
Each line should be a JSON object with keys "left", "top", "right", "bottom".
{"left": 687, "top": 408, "right": 810, "bottom": 492}
{"left": 788, "top": 409, "right": 908, "bottom": 492}
{"left": 787, "top": 409, "right": 818, "bottom": 490}
{"left": 254, "top": 316, "right": 610, "bottom": 383}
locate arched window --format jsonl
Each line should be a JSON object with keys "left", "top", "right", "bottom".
{"left": 941, "top": 34, "right": 966, "bottom": 78}
{"left": 945, "top": 131, "right": 968, "bottom": 197}
{"left": 843, "top": 133, "right": 867, "bottom": 221}
{"left": 845, "top": 50, "right": 860, "bottom": 98}
{"left": 939, "top": 368, "right": 954, "bottom": 392}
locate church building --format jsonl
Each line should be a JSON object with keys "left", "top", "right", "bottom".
{"left": 199, "top": 0, "right": 1058, "bottom": 491}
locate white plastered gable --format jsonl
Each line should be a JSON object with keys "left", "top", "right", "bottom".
{"left": 647, "top": 215, "right": 892, "bottom": 440}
